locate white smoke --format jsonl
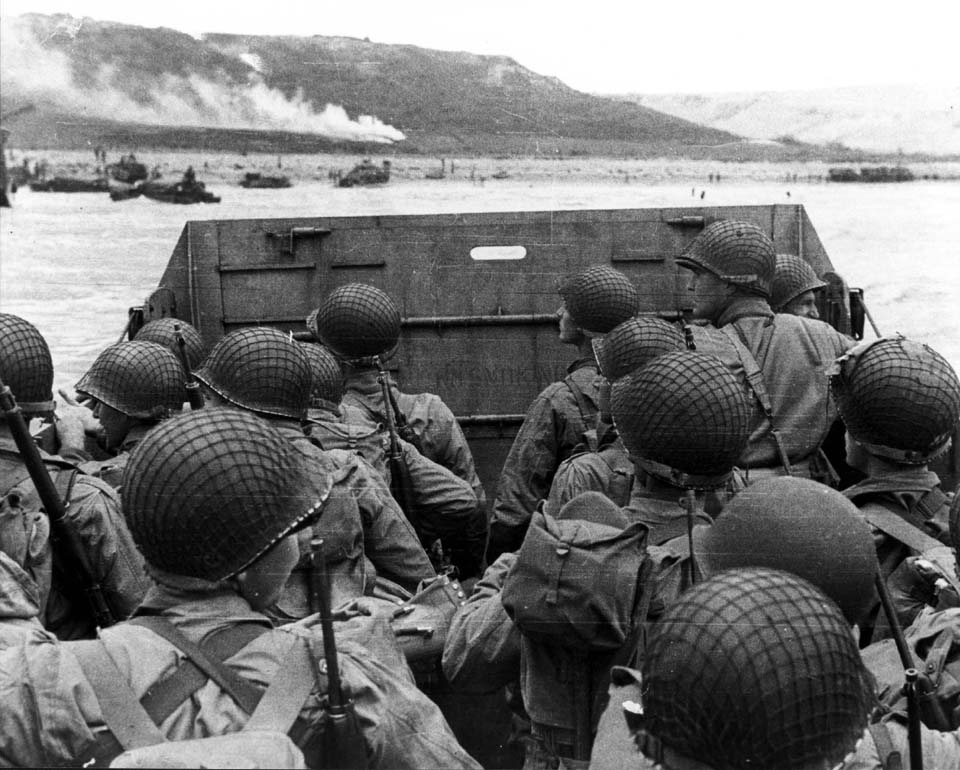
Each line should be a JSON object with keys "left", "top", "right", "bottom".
{"left": 0, "top": 16, "right": 405, "bottom": 143}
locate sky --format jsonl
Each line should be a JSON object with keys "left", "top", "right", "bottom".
{"left": 0, "top": 0, "right": 957, "bottom": 94}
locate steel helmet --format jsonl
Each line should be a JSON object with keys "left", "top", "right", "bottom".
{"left": 122, "top": 408, "right": 328, "bottom": 581}
{"left": 0, "top": 313, "right": 54, "bottom": 412}
{"left": 300, "top": 342, "right": 345, "bottom": 408}
{"left": 639, "top": 568, "right": 874, "bottom": 770}
{"left": 133, "top": 318, "right": 207, "bottom": 371}
{"left": 307, "top": 283, "right": 401, "bottom": 361}
{"left": 75, "top": 341, "right": 187, "bottom": 420}
{"left": 194, "top": 328, "right": 312, "bottom": 420}
{"left": 830, "top": 336, "right": 960, "bottom": 464}
{"left": 697, "top": 476, "right": 877, "bottom": 623}
{"left": 611, "top": 351, "right": 751, "bottom": 487}
{"left": 592, "top": 316, "right": 684, "bottom": 381}
{"left": 770, "top": 254, "right": 827, "bottom": 311}
{"left": 557, "top": 265, "right": 639, "bottom": 334}
{"left": 676, "top": 219, "right": 776, "bottom": 298}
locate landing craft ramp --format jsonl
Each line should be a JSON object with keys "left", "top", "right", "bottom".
{"left": 134, "top": 203, "right": 909, "bottom": 503}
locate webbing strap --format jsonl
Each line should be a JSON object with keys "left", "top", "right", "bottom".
{"left": 916, "top": 487, "right": 951, "bottom": 521}
{"left": 564, "top": 373, "right": 599, "bottom": 426}
{"left": 70, "top": 640, "right": 168, "bottom": 750}
{"left": 133, "top": 620, "right": 269, "bottom": 725}
{"left": 245, "top": 636, "right": 322, "bottom": 734}
{"left": 867, "top": 721, "right": 903, "bottom": 770}
{"left": 129, "top": 616, "right": 263, "bottom": 716}
{"left": 861, "top": 502, "right": 945, "bottom": 554}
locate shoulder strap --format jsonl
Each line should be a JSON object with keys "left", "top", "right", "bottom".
{"left": 861, "top": 501, "right": 947, "bottom": 554}
{"left": 51, "top": 467, "right": 79, "bottom": 505}
{"left": 564, "top": 372, "right": 599, "bottom": 425}
{"left": 915, "top": 487, "right": 951, "bottom": 521}
{"left": 133, "top": 620, "right": 269, "bottom": 725}
{"left": 129, "top": 616, "right": 264, "bottom": 716}
{"left": 70, "top": 639, "right": 169, "bottom": 750}
{"left": 244, "top": 635, "right": 324, "bottom": 734}
{"left": 867, "top": 721, "right": 903, "bottom": 770}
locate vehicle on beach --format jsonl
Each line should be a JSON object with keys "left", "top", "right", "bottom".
{"left": 828, "top": 165, "right": 915, "bottom": 183}
{"left": 110, "top": 179, "right": 221, "bottom": 204}
{"left": 106, "top": 156, "right": 149, "bottom": 184}
{"left": 337, "top": 158, "right": 391, "bottom": 187}
{"left": 239, "top": 172, "right": 292, "bottom": 188}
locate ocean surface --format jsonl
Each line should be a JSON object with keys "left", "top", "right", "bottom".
{"left": 2, "top": 171, "right": 959, "bottom": 397}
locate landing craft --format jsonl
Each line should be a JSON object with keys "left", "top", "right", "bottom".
{"left": 120, "top": 203, "right": 957, "bottom": 767}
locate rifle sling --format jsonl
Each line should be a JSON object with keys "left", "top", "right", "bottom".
{"left": 861, "top": 502, "right": 946, "bottom": 555}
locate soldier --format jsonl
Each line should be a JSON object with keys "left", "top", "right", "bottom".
{"left": 301, "top": 341, "right": 486, "bottom": 579}
{"left": 308, "top": 283, "right": 486, "bottom": 510}
{"left": 70, "top": 341, "right": 187, "bottom": 488}
{"left": 0, "top": 313, "right": 149, "bottom": 640}
{"left": 770, "top": 253, "right": 827, "bottom": 318}
{"left": 830, "top": 336, "right": 960, "bottom": 643}
{"left": 132, "top": 317, "right": 207, "bottom": 370}
{"left": 0, "top": 408, "right": 481, "bottom": 768}
{"left": 487, "top": 265, "right": 639, "bottom": 561}
{"left": 677, "top": 219, "right": 853, "bottom": 481}
{"left": 611, "top": 350, "right": 751, "bottom": 544}
{"left": 545, "top": 316, "right": 686, "bottom": 510}
{"left": 192, "top": 327, "right": 435, "bottom": 607}
{"left": 591, "top": 568, "right": 960, "bottom": 770}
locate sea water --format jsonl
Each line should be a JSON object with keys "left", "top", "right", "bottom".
{"left": 2, "top": 174, "right": 958, "bottom": 397}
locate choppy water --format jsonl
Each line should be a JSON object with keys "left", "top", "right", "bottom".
{"left": 2, "top": 174, "right": 959, "bottom": 397}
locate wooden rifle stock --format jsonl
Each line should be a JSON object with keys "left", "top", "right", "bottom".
{"left": 309, "top": 538, "right": 367, "bottom": 769}
{"left": 172, "top": 323, "right": 204, "bottom": 410}
{"left": 0, "top": 377, "right": 116, "bottom": 628}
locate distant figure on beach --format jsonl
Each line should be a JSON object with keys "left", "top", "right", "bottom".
{"left": 787, "top": 191, "right": 791, "bottom": 198}
{"left": 692, "top": 187, "right": 696, "bottom": 197}
{"left": 183, "top": 166, "right": 196, "bottom": 186}
{"left": 701, "top": 190, "right": 706, "bottom": 199}
{"left": 709, "top": 173, "right": 714, "bottom": 182}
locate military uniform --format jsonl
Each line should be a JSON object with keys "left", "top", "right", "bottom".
{"left": 488, "top": 357, "right": 600, "bottom": 560}
{"left": 545, "top": 428, "right": 633, "bottom": 511}
{"left": 77, "top": 423, "right": 152, "bottom": 489}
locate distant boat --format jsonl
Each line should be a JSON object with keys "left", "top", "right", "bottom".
{"left": 338, "top": 159, "right": 391, "bottom": 187}
{"left": 112, "top": 179, "right": 220, "bottom": 204}
{"left": 239, "top": 172, "right": 292, "bottom": 188}
{"left": 106, "top": 156, "right": 148, "bottom": 184}
{"left": 491, "top": 169, "right": 510, "bottom": 180}
{"left": 424, "top": 168, "right": 445, "bottom": 180}
{"left": 828, "top": 166, "right": 914, "bottom": 183}
{"left": 29, "top": 177, "right": 110, "bottom": 193}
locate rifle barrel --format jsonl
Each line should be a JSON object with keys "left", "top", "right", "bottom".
{"left": 310, "top": 537, "right": 345, "bottom": 713}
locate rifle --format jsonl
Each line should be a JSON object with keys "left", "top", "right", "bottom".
{"left": 384, "top": 384, "right": 423, "bottom": 453}
{"left": 309, "top": 538, "right": 367, "bottom": 770}
{"left": 0, "top": 375, "right": 116, "bottom": 628}
{"left": 373, "top": 357, "right": 419, "bottom": 533}
{"left": 173, "top": 323, "right": 204, "bottom": 410}
{"left": 874, "top": 572, "right": 950, "bottom": 733}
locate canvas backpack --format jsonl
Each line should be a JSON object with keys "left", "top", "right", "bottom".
{"left": 501, "top": 509, "right": 650, "bottom": 652}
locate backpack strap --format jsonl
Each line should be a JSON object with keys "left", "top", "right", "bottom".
{"left": 70, "top": 640, "right": 168, "bottom": 751}
{"left": 128, "top": 616, "right": 265, "bottom": 717}
{"left": 564, "top": 372, "right": 599, "bottom": 426}
{"left": 131, "top": 619, "right": 270, "bottom": 725}
{"left": 915, "top": 487, "right": 951, "bottom": 523}
{"left": 245, "top": 635, "right": 324, "bottom": 735}
{"left": 720, "top": 325, "right": 794, "bottom": 474}
{"left": 867, "top": 721, "right": 903, "bottom": 770}
{"left": 860, "top": 501, "right": 947, "bottom": 554}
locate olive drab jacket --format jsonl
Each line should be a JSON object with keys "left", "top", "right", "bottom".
{"left": 342, "top": 370, "right": 486, "bottom": 507}
{"left": 0, "top": 577, "right": 482, "bottom": 769}
{"left": 0, "top": 433, "right": 151, "bottom": 640}
{"left": 487, "top": 357, "right": 600, "bottom": 561}
{"left": 691, "top": 298, "right": 852, "bottom": 471}
{"left": 546, "top": 427, "right": 634, "bottom": 511}
{"left": 274, "top": 424, "right": 436, "bottom": 612}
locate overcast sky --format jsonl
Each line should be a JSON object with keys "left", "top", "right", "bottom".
{"left": 1, "top": 0, "right": 956, "bottom": 94}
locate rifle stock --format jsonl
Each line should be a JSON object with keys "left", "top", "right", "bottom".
{"left": 0, "top": 377, "right": 116, "bottom": 628}
{"left": 373, "top": 358, "right": 420, "bottom": 534}
{"left": 173, "top": 323, "right": 204, "bottom": 410}
{"left": 309, "top": 537, "right": 367, "bottom": 769}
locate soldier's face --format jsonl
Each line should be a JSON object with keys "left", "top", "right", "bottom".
{"left": 91, "top": 400, "right": 132, "bottom": 451}
{"left": 783, "top": 291, "right": 820, "bottom": 319}
{"left": 687, "top": 270, "right": 731, "bottom": 321}
{"left": 557, "top": 305, "right": 583, "bottom": 344}
{"left": 236, "top": 534, "right": 300, "bottom": 611}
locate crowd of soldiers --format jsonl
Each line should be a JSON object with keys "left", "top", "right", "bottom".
{"left": 1, "top": 218, "right": 959, "bottom": 768}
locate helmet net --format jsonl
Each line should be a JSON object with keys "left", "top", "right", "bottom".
{"left": 677, "top": 220, "right": 776, "bottom": 298}
{"left": 134, "top": 318, "right": 207, "bottom": 371}
{"left": 308, "top": 283, "right": 401, "bottom": 360}
{"left": 558, "top": 265, "right": 639, "bottom": 334}
{"left": 595, "top": 316, "right": 684, "bottom": 381}
{"left": 0, "top": 313, "right": 54, "bottom": 407}
{"left": 770, "top": 254, "right": 827, "bottom": 311}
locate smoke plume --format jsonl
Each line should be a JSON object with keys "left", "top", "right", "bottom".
{"left": 0, "top": 15, "right": 405, "bottom": 143}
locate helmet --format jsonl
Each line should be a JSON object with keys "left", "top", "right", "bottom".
{"left": 949, "top": 484, "right": 960, "bottom": 559}
{"left": 557, "top": 265, "right": 639, "bottom": 334}
{"left": 300, "top": 342, "right": 345, "bottom": 408}
{"left": 307, "top": 283, "right": 401, "bottom": 361}
{"left": 611, "top": 351, "right": 750, "bottom": 487}
{"left": 194, "top": 328, "right": 312, "bottom": 420}
{"left": 133, "top": 318, "right": 207, "bottom": 371}
{"left": 75, "top": 341, "right": 187, "bottom": 420}
{"left": 676, "top": 219, "right": 776, "bottom": 298}
{"left": 0, "top": 314, "right": 54, "bottom": 412}
{"left": 639, "top": 568, "right": 873, "bottom": 770}
{"left": 770, "top": 254, "right": 827, "bottom": 311}
{"left": 592, "top": 316, "right": 684, "bottom": 381}
{"left": 122, "top": 408, "right": 327, "bottom": 581}
{"left": 697, "top": 476, "right": 877, "bottom": 623}
{"left": 830, "top": 336, "right": 960, "bottom": 464}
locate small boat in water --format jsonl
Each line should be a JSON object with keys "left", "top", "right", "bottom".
{"left": 239, "top": 172, "right": 292, "bottom": 188}
{"left": 337, "top": 159, "right": 391, "bottom": 187}
{"left": 106, "top": 155, "right": 149, "bottom": 184}
{"left": 129, "top": 179, "right": 220, "bottom": 204}
{"left": 29, "top": 177, "right": 110, "bottom": 193}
